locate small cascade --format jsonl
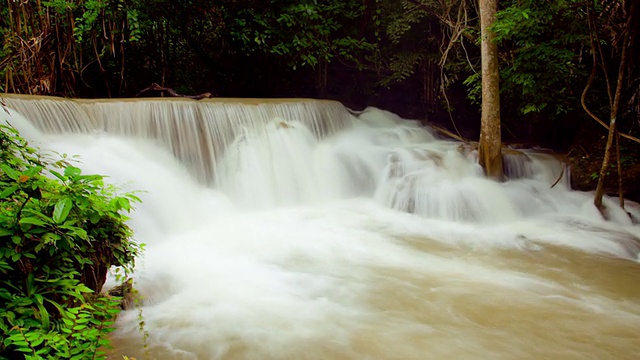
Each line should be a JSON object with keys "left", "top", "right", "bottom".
{"left": 2, "top": 96, "right": 578, "bottom": 220}
{"left": 503, "top": 148, "right": 569, "bottom": 187}
{"left": 503, "top": 149, "right": 535, "bottom": 179}
{"left": 216, "top": 120, "right": 323, "bottom": 208}
{"left": 365, "top": 121, "right": 518, "bottom": 223}
{"left": 3, "top": 95, "right": 353, "bottom": 183}
{"left": 4, "top": 95, "right": 96, "bottom": 133}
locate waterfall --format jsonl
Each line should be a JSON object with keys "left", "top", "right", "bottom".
{"left": 5, "top": 95, "right": 353, "bottom": 183}
{"left": 2, "top": 95, "right": 639, "bottom": 359}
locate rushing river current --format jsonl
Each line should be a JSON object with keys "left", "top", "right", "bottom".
{"left": 3, "top": 95, "right": 640, "bottom": 359}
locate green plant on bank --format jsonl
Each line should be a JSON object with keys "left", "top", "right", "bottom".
{"left": 0, "top": 120, "right": 141, "bottom": 359}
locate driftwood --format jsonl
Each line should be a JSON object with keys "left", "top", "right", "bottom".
{"left": 136, "top": 83, "right": 213, "bottom": 100}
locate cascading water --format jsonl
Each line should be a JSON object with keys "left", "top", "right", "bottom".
{"left": 2, "top": 95, "right": 639, "bottom": 359}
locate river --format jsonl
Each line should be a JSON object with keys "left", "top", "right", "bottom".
{"left": 4, "top": 95, "right": 640, "bottom": 359}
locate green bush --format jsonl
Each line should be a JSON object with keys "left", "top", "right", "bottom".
{"left": 0, "top": 121, "right": 141, "bottom": 359}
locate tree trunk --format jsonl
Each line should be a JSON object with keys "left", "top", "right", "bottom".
{"left": 593, "top": 1, "right": 635, "bottom": 214}
{"left": 478, "top": 0, "right": 503, "bottom": 180}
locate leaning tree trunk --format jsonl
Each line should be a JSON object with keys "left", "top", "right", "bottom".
{"left": 593, "top": 1, "right": 635, "bottom": 214}
{"left": 478, "top": 0, "right": 503, "bottom": 180}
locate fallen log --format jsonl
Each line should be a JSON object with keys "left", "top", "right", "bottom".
{"left": 136, "top": 83, "right": 213, "bottom": 100}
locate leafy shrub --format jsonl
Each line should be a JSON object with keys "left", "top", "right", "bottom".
{"left": 0, "top": 121, "right": 141, "bottom": 359}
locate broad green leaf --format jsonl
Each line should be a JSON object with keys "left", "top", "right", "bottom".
{"left": 23, "top": 166, "right": 43, "bottom": 176}
{"left": 35, "top": 348, "right": 50, "bottom": 355}
{"left": 118, "top": 197, "right": 131, "bottom": 211}
{"left": 0, "top": 185, "right": 19, "bottom": 198}
{"left": 0, "top": 164, "right": 20, "bottom": 180}
{"left": 53, "top": 198, "right": 73, "bottom": 224}
{"left": 64, "top": 166, "right": 82, "bottom": 178}
{"left": 30, "top": 336, "right": 45, "bottom": 347}
{"left": 71, "top": 228, "right": 87, "bottom": 240}
{"left": 36, "top": 301, "right": 50, "bottom": 330}
{"left": 19, "top": 217, "right": 48, "bottom": 226}
{"left": 49, "top": 170, "right": 66, "bottom": 181}
{"left": 22, "top": 209, "right": 53, "bottom": 221}
{"left": 89, "top": 212, "right": 101, "bottom": 224}
{"left": 26, "top": 273, "right": 35, "bottom": 294}
{"left": 42, "top": 232, "right": 61, "bottom": 244}
{"left": 76, "top": 174, "right": 102, "bottom": 181}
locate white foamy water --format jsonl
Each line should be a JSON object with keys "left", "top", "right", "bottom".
{"left": 2, "top": 97, "right": 639, "bottom": 359}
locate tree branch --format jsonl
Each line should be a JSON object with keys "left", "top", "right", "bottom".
{"left": 581, "top": 11, "right": 640, "bottom": 145}
{"left": 135, "top": 83, "right": 213, "bottom": 100}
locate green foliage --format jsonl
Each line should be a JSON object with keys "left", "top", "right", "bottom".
{"left": 375, "top": 0, "right": 474, "bottom": 116}
{"left": 3, "top": 0, "right": 378, "bottom": 96}
{"left": 466, "top": 0, "right": 589, "bottom": 117}
{"left": 377, "top": 0, "right": 594, "bottom": 125}
{"left": 383, "top": 52, "right": 426, "bottom": 86}
{"left": 229, "top": 0, "right": 373, "bottom": 69}
{"left": 0, "top": 122, "right": 140, "bottom": 358}
{"left": 377, "top": 0, "right": 435, "bottom": 87}
{"left": 73, "top": 0, "right": 141, "bottom": 44}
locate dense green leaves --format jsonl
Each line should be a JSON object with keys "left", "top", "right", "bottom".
{"left": 0, "top": 122, "right": 140, "bottom": 358}
{"left": 491, "top": 0, "right": 589, "bottom": 117}
{"left": 1, "top": 0, "right": 377, "bottom": 97}
{"left": 229, "top": 0, "right": 372, "bottom": 69}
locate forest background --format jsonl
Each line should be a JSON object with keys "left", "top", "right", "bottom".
{"left": 1, "top": 0, "right": 639, "bottom": 199}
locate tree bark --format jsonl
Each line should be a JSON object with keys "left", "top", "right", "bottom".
{"left": 478, "top": 0, "right": 503, "bottom": 180}
{"left": 593, "top": 1, "right": 635, "bottom": 214}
